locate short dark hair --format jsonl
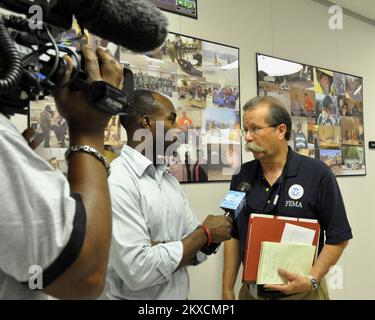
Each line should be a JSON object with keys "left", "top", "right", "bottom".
{"left": 322, "top": 95, "right": 333, "bottom": 110}
{"left": 243, "top": 96, "right": 292, "bottom": 140}
{"left": 120, "top": 90, "right": 162, "bottom": 130}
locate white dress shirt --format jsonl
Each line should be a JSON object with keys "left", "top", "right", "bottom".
{"left": 107, "top": 145, "right": 207, "bottom": 300}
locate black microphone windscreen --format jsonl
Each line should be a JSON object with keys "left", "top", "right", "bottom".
{"left": 237, "top": 182, "right": 251, "bottom": 193}
{"left": 75, "top": 0, "right": 169, "bottom": 53}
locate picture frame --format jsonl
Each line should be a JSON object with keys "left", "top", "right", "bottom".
{"left": 28, "top": 27, "right": 241, "bottom": 183}
{"left": 256, "top": 53, "right": 365, "bottom": 177}
{"left": 150, "top": 0, "right": 198, "bottom": 20}
{"left": 120, "top": 32, "right": 241, "bottom": 183}
{"left": 28, "top": 27, "right": 126, "bottom": 171}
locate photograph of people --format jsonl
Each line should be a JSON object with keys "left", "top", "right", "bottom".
{"left": 316, "top": 95, "right": 337, "bottom": 126}
{"left": 293, "top": 121, "right": 308, "bottom": 150}
{"left": 314, "top": 69, "right": 333, "bottom": 95}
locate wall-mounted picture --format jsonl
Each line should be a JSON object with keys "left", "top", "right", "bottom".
{"left": 150, "top": 0, "right": 198, "bottom": 19}
{"left": 36, "top": 148, "right": 68, "bottom": 176}
{"left": 290, "top": 117, "right": 308, "bottom": 156}
{"left": 30, "top": 97, "right": 68, "bottom": 149}
{"left": 28, "top": 27, "right": 128, "bottom": 166}
{"left": 257, "top": 53, "right": 366, "bottom": 176}
{"left": 318, "top": 125, "right": 342, "bottom": 149}
{"left": 28, "top": 28, "right": 240, "bottom": 183}
{"left": 341, "top": 146, "right": 365, "bottom": 176}
{"left": 319, "top": 149, "right": 342, "bottom": 175}
{"left": 340, "top": 116, "right": 364, "bottom": 146}
{"left": 121, "top": 33, "right": 240, "bottom": 183}
{"left": 316, "top": 94, "right": 339, "bottom": 126}
{"left": 105, "top": 116, "right": 123, "bottom": 146}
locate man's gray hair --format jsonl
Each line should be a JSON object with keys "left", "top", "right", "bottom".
{"left": 243, "top": 96, "right": 292, "bottom": 140}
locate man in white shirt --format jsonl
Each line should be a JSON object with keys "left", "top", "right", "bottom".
{"left": 107, "top": 90, "right": 232, "bottom": 300}
{"left": 0, "top": 46, "right": 123, "bottom": 299}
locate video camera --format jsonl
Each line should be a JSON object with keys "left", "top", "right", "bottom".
{"left": 0, "top": 0, "right": 138, "bottom": 116}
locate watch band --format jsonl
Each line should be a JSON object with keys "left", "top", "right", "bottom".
{"left": 306, "top": 275, "right": 319, "bottom": 290}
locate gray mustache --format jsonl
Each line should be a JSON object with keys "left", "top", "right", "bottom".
{"left": 245, "top": 142, "right": 265, "bottom": 152}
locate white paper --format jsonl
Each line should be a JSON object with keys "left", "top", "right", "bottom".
{"left": 281, "top": 223, "right": 315, "bottom": 245}
{"left": 257, "top": 242, "right": 316, "bottom": 284}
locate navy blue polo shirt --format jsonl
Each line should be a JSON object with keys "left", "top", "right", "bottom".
{"left": 231, "top": 147, "right": 353, "bottom": 261}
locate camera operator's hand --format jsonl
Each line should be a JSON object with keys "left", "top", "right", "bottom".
{"left": 21, "top": 128, "right": 40, "bottom": 150}
{"left": 201, "top": 215, "right": 233, "bottom": 243}
{"left": 44, "top": 46, "right": 123, "bottom": 299}
{"left": 53, "top": 45, "right": 123, "bottom": 137}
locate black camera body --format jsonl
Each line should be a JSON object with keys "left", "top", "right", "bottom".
{"left": 0, "top": 0, "right": 133, "bottom": 116}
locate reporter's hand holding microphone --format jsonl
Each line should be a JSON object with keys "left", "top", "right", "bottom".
{"left": 178, "top": 214, "right": 233, "bottom": 268}
{"left": 201, "top": 182, "right": 251, "bottom": 255}
{"left": 178, "top": 183, "right": 251, "bottom": 268}
{"left": 199, "top": 214, "right": 234, "bottom": 244}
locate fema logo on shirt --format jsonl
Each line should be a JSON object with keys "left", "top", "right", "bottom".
{"left": 288, "top": 184, "right": 304, "bottom": 200}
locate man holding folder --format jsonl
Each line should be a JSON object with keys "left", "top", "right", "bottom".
{"left": 222, "top": 96, "right": 352, "bottom": 300}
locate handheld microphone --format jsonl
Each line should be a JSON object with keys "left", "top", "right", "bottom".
{"left": 200, "top": 182, "right": 251, "bottom": 255}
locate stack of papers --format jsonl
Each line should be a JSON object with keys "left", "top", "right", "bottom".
{"left": 256, "top": 242, "right": 316, "bottom": 285}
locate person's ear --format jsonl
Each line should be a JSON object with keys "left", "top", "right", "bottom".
{"left": 141, "top": 115, "right": 152, "bottom": 129}
{"left": 278, "top": 124, "right": 287, "bottom": 140}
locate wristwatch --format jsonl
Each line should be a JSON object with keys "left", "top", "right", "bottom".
{"left": 306, "top": 275, "right": 319, "bottom": 290}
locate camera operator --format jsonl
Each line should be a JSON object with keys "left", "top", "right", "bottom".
{"left": 0, "top": 45, "right": 123, "bottom": 299}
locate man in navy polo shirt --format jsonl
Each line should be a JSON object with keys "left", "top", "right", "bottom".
{"left": 222, "top": 96, "right": 352, "bottom": 300}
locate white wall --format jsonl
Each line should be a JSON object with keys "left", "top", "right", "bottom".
{"left": 162, "top": 0, "right": 375, "bottom": 300}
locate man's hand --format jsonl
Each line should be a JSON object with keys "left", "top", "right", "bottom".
{"left": 22, "top": 127, "right": 40, "bottom": 150}
{"left": 53, "top": 45, "right": 123, "bottom": 135}
{"left": 263, "top": 268, "right": 312, "bottom": 295}
{"left": 202, "top": 215, "right": 233, "bottom": 243}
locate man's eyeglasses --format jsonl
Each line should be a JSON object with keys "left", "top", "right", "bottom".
{"left": 241, "top": 123, "right": 281, "bottom": 136}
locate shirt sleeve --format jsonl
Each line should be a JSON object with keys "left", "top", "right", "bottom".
{"left": 317, "top": 169, "right": 353, "bottom": 244}
{"left": 108, "top": 176, "right": 184, "bottom": 291}
{"left": 179, "top": 188, "right": 207, "bottom": 265}
{"left": 0, "top": 129, "right": 86, "bottom": 286}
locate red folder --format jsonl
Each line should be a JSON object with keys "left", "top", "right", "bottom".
{"left": 242, "top": 214, "right": 320, "bottom": 283}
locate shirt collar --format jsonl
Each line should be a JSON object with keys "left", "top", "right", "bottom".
{"left": 256, "top": 146, "right": 301, "bottom": 180}
{"left": 120, "top": 145, "right": 169, "bottom": 178}
{"left": 285, "top": 146, "right": 301, "bottom": 178}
